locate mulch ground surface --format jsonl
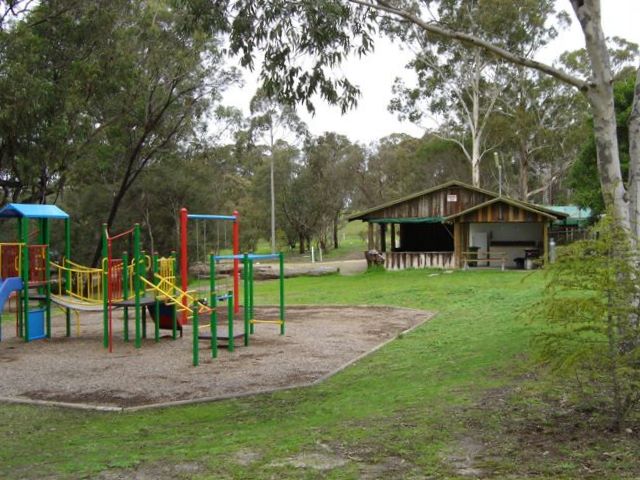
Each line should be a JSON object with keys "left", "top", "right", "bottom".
{"left": 0, "top": 306, "right": 431, "bottom": 409}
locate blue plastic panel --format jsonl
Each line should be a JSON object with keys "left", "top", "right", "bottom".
{"left": 0, "top": 203, "right": 69, "bottom": 219}
{"left": 27, "top": 309, "right": 46, "bottom": 341}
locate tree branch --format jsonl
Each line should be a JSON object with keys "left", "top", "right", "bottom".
{"left": 349, "top": 0, "right": 588, "bottom": 91}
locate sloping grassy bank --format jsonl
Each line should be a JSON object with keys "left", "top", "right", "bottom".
{"left": 0, "top": 269, "right": 637, "bottom": 479}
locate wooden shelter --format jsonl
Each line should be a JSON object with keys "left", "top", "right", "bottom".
{"left": 348, "top": 180, "right": 568, "bottom": 270}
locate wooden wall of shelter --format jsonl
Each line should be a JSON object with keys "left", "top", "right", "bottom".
{"left": 363, "top": 184, "right": 494, "bottom": 221}
{"left": 349, "top": 181, "right": 566, "bottom": 270}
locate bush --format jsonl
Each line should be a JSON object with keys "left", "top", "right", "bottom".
{"left": 538, "top": 213, "right": 640, "bottom": 430}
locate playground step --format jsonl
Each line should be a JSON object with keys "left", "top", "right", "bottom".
{"left": 250, "top": 319, "right": 284, "bottom": 325}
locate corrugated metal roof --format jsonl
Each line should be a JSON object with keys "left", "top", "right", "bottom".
{"left": 543, "top": 205, "right": 592, "bottom": 219}
{"left": 0, "top": 203, "right": 70, "bottom": 219}
{"left": 543, "top": 205, "right": 592, "bottom": 226}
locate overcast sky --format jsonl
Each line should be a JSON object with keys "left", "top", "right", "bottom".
{"left": 222, "top": 1, "right": 640, "bottom": 145}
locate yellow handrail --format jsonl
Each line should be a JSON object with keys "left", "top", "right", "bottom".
{"left": 50, "top": 260, "right": 104, "bottom": 304}
{"left": 142, "top": 273, "right": 210, "bottom": 314}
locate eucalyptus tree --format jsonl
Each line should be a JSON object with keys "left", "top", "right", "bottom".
{"left": 354, "top": 133, "right": 468, "bottom": 206}
{"left": 0, "top": 0, "right": 111, "bottom": 203}
{"left": 187, "top": 0, "right": 640, "bottom": 239}
{"left": 490, "top": 69, "right": 589, "bottom": 201}
{"left": 568, "top": 68, "right": 638, "bottom": 215}
{"left": 303, "top": 132, "right": 363, "bottom": 249}
{"left": 388, "top": 0, "right": 564, "bottom": 188}
{"left": 247, "top": 89, "right": 308, "bottom": 252}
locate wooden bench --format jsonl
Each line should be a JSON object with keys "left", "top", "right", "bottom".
{"left": 461, "top": 251, "right": 507, "bottom": 271}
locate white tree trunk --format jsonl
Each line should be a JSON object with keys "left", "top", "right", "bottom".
{"left": 571, "top": 0, "right": 630, "bottom": 231}
{"left": 471, "top": 138, "right": 481, "bottom": 187}
{"left": 628, "top": 66, "right": 640, "bottom": 240}
{"left": 354, "top": 0, "right": 630, "bottom": 228}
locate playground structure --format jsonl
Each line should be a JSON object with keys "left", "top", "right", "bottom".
{"left": 0, "top": 203, "right": 286, "bottom": 367}
{"left": 0, "top": 203, "right": 70, "bottom": 342}
{"left": 190, "top": 252, "right": 286, "bottom": 366}
{"left": 179, "top": 208, "right": 240, "bottom": 315}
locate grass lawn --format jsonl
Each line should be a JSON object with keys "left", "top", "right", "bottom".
{"left": 248, "top": 220, "right": 368, "bottom": 262}
{"left": 0, "top": 269, "right": 638, "bottom": 479}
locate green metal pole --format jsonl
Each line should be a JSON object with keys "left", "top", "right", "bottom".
{"left": 16, "top": 218, "right": 22, "bottom": 338}
{"left": 44, "top": 219, "right": 51, "bottom": 338}
{"left": 21, "top": 219, "right": 29, "bottom": 342}
{"left": 133, "top": 224, "right": 142, "bottom": 348}
{"left": 243, "top": 258, "right": 249, "bottom": 346}
{"left": 102, "top": 224, "right": 108, "bottom": 349}
{"left": 38, "top": 220, "right": 45, "bottom": 300}
{"left": 153, "top": 252, "right": 159, "bottom": 342}
{"left": 210, "top": 255, "right": 217, "bottom": 358}
{"left": 122, "top": 251, "right": 129, "bottom": 342}
{"left": 192, "top": 302, "right": 199, "bottom": 366}
{"left": 141, "top": 250, "right": 147, "bottom": 340}
{"left": 64, "top": 218, "right": 71, "bottom": 336}
{"left": 243, "top": 254, "right": 250, "bottom": 338}
{"left": 279, "top": 252, "right": 285, "bottom": 335}
{"left": 171, "top": 250, "right": 177, "bottom": 340}
{"left": 33, "top": 218, "right": 46, "bottom": 302}
{"left": 227, "top": 289, "right": 234, "bottom": 352}
{"left": 249, "top": 258, "right": 255, "bottom": 334}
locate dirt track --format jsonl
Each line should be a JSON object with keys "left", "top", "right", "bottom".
{"left": 0, "top": 305, "right": 431, "bottom": 409}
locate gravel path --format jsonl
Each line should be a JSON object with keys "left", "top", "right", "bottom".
{"left": 0, "top": 306, "right": 431, "bottom": 409}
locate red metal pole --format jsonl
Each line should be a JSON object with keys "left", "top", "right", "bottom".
{"left": 233, "top": 210, "right": 240, "bottom": 315}
{"left": 180, "top": 208, "right": 189, "bottom": 324}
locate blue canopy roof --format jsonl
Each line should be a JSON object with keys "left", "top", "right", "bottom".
{"left": 0, "top": 203, "right": 69, "bottom": 220}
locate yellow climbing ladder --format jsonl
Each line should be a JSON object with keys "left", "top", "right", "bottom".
{"left": 138, "top": 274, "right": 210, "bottom": 315}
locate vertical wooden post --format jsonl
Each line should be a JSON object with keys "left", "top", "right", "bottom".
{"left": 453, "top": 222, "right": 461, "bottom": 269}
{"left": 390, "top": 223, "right": 396, "bottom": 250}
{"left": 543, "top": 222, "right": 549, "bottom": 266}
{"left": 380, "top": 224, "right": 386, "bottom": 252}
{"left": 367, "top": 222, "right": 374, "bottom": 250}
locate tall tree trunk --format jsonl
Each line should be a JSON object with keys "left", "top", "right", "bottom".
{"left": 572, "top": 0, "right": 630, "bottom": 231}
{"left": 298, "top": 233, "right": 305, "bottom": 254}
{"left": 519, "top": 142, "right": 529, "bottom": 201}
{"left": 471, "top": 73, "right": 481, "bottom": 188}
{"left": 471, "top": 137, "right": 481, "bottom": 187}
{"left": 333, "top": 214, "right": 339, "bottom": 249}
{"left": 90, "top": 180, "right": 128, "bottom": 266}
{"left": 628, "top": 66, "right": 640, "bottom": 240}
{"left": 270, "top": 149, "right": 276, "bottom": 253}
